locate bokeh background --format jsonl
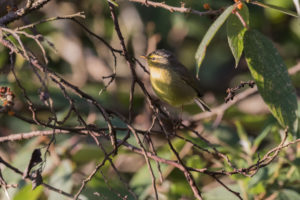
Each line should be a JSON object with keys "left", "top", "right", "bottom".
{"left": 0, "top": 0, "right": 300, "bottom": 199}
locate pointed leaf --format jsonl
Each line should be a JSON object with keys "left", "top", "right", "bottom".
{"left": 195, "top": 5, "right": 235, "bottom": 76}
{"left": 244, "top": 29, "right": 298, "bottom": 133}
{"left": 251, "top": 1, "right": 298, "bottom": 17}
{"left": 107, "top": 0, "right": 119, "bottom": 7}
{"left": 227, "top": 3, "right": 249, "bottom": 68}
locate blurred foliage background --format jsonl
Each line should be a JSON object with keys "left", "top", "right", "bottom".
{"left": 0, "top": 0, "right": 300, "bottom": 199}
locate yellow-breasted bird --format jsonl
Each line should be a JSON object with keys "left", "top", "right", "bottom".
{"left": 142, "top": 49, "right": 210, "bottom": 112}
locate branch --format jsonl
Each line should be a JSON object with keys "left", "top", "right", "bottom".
{"left": 0, "top": 0, "right": 52, "bottom": 25}
{"left": 129, "top": 0, "right": 223, "bottom": 16}
{"left": 0, "top": 34, "right": 118, "bottom": 152}
{"left": 16, "top": 12, "right": 85, "bottom": 30}
{"left": 1, "top": 128, "right": 298, "bottom": 172}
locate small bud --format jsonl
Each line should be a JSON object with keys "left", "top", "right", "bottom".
{"left": 203, "top": 3, "right": 210, "bottom": 10}
{"left": 237, "top": 2, "right": 243, "bottom": 10}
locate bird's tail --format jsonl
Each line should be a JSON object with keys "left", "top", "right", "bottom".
{"left": 194, "top": 97, "right": 211, "bottom": 112}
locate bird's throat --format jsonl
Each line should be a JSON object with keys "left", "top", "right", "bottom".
{"left": 149, "top": 65, "right": 172, "bottom": 84}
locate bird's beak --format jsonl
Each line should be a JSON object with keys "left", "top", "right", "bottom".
{"left": 140, "top": 55, "right": 147, "bottom": 59}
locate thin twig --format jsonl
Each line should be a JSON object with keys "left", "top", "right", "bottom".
{"left": 129, "top": 0, "right": 223, "bottom": 16}
{"left": 0, "top": 0, "right": 52, "bottom": 25}
{"left": 16, "top": 12, "right": 86, "bottom": 31}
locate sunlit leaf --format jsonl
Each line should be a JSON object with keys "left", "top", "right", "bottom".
{"left": 227, "top": 3, "right": 249, "bottom": 68}
{"left": 107, "top": 0, "right": 119, "bottom": 7}
{"left": 244, "top": 29, "right": 298, "bottom": 133}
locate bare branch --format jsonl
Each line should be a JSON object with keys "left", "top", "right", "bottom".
{"left": 129, "top": 0, "right": 223, "bottom": 16}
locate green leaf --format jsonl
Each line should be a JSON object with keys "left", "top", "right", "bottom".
{"left": 248, "top": 182, "right": 266, "bottom": 194}
{"left": 244, "top": 29, "right": 298, "bottom": 133}
{"left": 227, "top": 3, "right": 249, "bottom": 68}
{"left": 251, "top": 1, "right": 298, "bottom": 17}
{"left": 195, "top": 5, "right": 235, "bottom": 76}
{"left": 14, "top": 184, "right": 43, "bottom": 200}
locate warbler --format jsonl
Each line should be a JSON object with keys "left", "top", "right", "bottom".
{"left": 142, "top": 49, "right": 210, "bottom": 112}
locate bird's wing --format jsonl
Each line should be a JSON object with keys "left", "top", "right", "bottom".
{"left": 172, "top": 60, "right": 204, "bottom": 97}
{"left": 172, "top": 60, "right": 210, "bottom": 111}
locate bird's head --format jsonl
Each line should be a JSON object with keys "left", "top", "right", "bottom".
{"left": 141, "top": 49, "right": 175, "bottom": 66}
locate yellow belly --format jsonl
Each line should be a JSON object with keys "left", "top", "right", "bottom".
{"left": 149, "top": 66, "right": 197, "bottom": 106}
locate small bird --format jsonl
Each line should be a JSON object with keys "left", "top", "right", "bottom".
{"left": 142, "top": 49, "right": 210, "bottom": 112}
